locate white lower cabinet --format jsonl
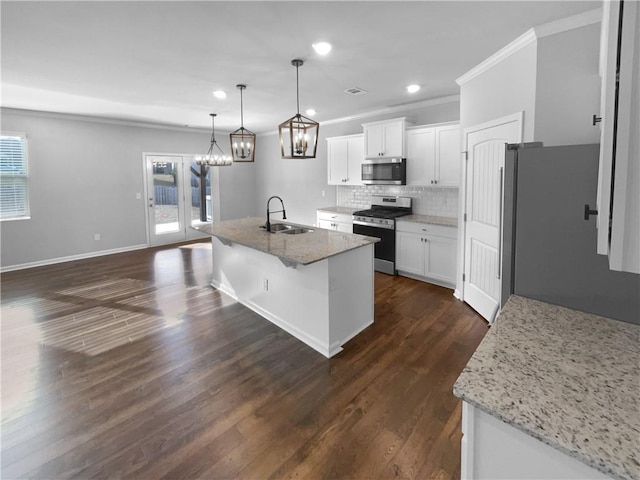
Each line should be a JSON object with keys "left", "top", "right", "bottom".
{"left": 461, "top": 402, "right": 612, "bottom": 480}
{"left": 317, "top": 211, "right": 353, "bottom": 233}
{"left": 396, "top": 221, "right": 457, "bottom": 287}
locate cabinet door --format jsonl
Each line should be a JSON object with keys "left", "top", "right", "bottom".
{"left": 327, "top": 137, "right": 349, "bottom": 185}
{"left": 364, "top": 123, "right": 383, "bottom": 158}
{"left": 406, "top": 128, "right": 436, "bottom": 185}
{"left": 335, "top": 221, "right": 353, "bottom": 233}
{"left": 318, "top": 219, "right": 336, "bottom": 230}
{"left": 435, "top": 125, "right": 461, "bottom": 187}
{"left": 346, "top": 136, "right": 364, "bottom": 185}
{"left": 382, "top": 119, "right": 404, "bottom": 157}
{"left": 396, "top": 231, "right": 424, "bottom": 276}
{"left": 424, "top": 235, "right": 457, "bottom": 285}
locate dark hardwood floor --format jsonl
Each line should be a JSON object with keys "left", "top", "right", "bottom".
{"left": 0, "top": 240, "right": 488, "bottom": 479}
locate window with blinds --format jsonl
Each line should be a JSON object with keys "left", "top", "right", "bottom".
{"left": 0, "top": 133, "right": 30, "bottom": 220}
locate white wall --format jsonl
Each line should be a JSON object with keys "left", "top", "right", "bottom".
{"left": 255, "top": 100, "right": 460, "bottom": 227}
{"left": 0, "top": 109, "right": 257, "bottom": 268}
{"left": 534, "top": 23, "right": 601, "bottom": 146}
{"left": 459, "top": 42, "right": 538, "bottom": 141}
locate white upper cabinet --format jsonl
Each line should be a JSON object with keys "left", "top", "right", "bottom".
{"left": 406, "top": 128, "right": 436, "bottom": 186}
{"left": 596, "top": 1, "right": 639, "bottom": 274}
{"left": 327, "top": 134, "right": 364, "bottom": 186}
{"left": 406, "top": 123, "right": 461, "bottom": 186}
{"left": 435, "top": 124, "right": 461, "bottom": 186}
{"left": 362, "top": 118, "right": 407, "bottom": 158}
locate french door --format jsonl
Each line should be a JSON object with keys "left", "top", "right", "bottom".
{"left": 462, "top": 113, "right": 522, "bottom": 322}
{"left": 144, "top": 154, "right": 217, "bottom": 246}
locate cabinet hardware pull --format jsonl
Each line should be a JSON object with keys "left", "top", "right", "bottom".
{"left": 592, "top": 114, "right": 602, "bottom": 126}
{"left": 434, "top": 180, "right": 438, "bottom": 184}
{"left": 584, "top": 204, "right": 598, "bottom": 220}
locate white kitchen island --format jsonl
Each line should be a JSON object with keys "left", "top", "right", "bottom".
{"left": 193, "top": 217, "right": 379, "bottom": 358}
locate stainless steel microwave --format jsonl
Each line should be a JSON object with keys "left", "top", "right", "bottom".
{"left": 361, "top": 158, "right": 406, "bottom": 185}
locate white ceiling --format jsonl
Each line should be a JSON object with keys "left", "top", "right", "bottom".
{"left": 1, "top": 1, "right": 601, "bottom": 133}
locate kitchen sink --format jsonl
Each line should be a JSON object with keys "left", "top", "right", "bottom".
{"left": 281, "top": 227, "right": 314, "bottom": 235}
{"left": 268, "top": 223, "right": 293, "bottom": 232}
{"left": 261, "top": 223, "right": 314, "bottom": 234}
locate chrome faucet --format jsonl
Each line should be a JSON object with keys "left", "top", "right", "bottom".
{"left": 265, "top": 196, "right": 287, "bottom": 232}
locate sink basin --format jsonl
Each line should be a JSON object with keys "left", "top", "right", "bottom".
{"left": 281, "top": 227, "right": 314, "bottom": 235}
{"left": 261, "top": 223, "right": 314, "bottom": 234}
{"left": 268, "top": 223, "right": 293, "bottom": 232}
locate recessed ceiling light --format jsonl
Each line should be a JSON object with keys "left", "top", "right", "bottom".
{"left": 306, "top": 108, "right": 316, "bottom": 117}
{"left": 312, "top": 42, "right": 332, "bottom": 55}
{"left": 406, "top": 84, "right": 420, "bottom": 94}
{"left": 213, "top": 90, "right": 227, "bottom": 99}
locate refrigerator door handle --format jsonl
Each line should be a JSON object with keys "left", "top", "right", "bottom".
{"left": 497, "top": 166, "right": 504, "bottom": 280}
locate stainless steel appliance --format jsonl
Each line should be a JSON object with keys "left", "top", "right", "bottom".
{"left": 353, "top": 195, "right": 412, "bottom": 275}
{"left": 500, "top": 143, "right": 639, "bottom": 324}
{"left": 361, "top": 158, "right": 406, "bottom": 185}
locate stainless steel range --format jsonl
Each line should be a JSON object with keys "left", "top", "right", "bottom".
{"left": 352, "top": 195, "right": 412, "bottom": 275}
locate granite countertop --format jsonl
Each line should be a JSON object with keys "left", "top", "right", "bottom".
{"left": 317, "top": 206, "right": 358, "bottom": 215}
{"left": 317, "top": 208, "right": 458, "bottom": 228}
{"left": 454, "top": 295, "right": 639, "bottom": 480}
{"left": 398, "top": 214, "right": 458, "bottom": 227}
{"left": 193, "top": 217, "right": 378, "bottom": 266}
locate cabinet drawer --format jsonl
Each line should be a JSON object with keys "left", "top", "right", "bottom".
{"left": 317, "top": 211, "right": 353, "bottom": 224}
{"left": 396, "top": 221, "right": 457, "bottom": 239}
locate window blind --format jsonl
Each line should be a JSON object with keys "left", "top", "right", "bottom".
{"left": 0, "top": 133, "right": 30, "bottom": 220}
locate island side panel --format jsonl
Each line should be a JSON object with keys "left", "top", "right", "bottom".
{"left": 327, "top": 243, "right": 375, "bottom": 353}
{"left": 210, "top": 237, "right": 332, "bottom": 357}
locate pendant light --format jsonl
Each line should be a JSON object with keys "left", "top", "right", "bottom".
{"left": 229, "top": 84, "right": 256, "bottom": 162}
{"left": 278, "top": 59, "right": 319, "bottom": 159}
{"left": 195, "top": 113, "right": 232, "bottom": 166}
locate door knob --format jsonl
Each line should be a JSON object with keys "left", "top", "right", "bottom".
{"left": 584, "top": 204, "right": 598, "bottom": 220}
{"left": 592, "top": 114, "right": 602, "bottom": 126}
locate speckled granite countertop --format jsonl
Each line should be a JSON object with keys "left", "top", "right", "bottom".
{"left": 193, "top": 217, "right": 378, "bottom": 266}
{"left": 317, "top": 206, "right": 358, "bottom": 215}
{"left": 397, "top": 214, "right": 457, "bottom": 227}
{"left": 454, "top": 295, "right": 639, "bottom": 480}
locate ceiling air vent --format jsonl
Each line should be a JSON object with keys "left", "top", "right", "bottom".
{"left": 344, "top": 87, "right": 368, "bottom": 96}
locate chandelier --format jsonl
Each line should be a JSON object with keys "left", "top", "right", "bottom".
{"left": 278, "top": 59, "right": 319, "bottom": 159}
{"left": 195, "top": 113, "right": 232, "bottom": 166}
{"left": 229, "top": 84, "right": 256, "bottom": 162}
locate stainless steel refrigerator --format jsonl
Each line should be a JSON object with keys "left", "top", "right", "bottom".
{"left": 500, "top": 143, "right": 639, "bottom": 325}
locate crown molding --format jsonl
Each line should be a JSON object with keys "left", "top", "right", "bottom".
{"left": 456, "top": 29, "right": 537, "bottom": 86}
{"left": 259, "top": 94, "right": 461, "bottom": 136}
{"left": 456, "top": 8, "right": 602, "bottom": 86}
{"left": 0, "top": 107, "right": 212, "bottom": 134}
{"left": 535, "top": 7, "right": 602, "bottom": 39}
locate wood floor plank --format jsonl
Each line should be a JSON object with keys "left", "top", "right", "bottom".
{"left": 1, "top": 239, "right": 488, "bottom": 479}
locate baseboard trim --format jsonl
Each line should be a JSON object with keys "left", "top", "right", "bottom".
{"left": 396, "top": 271, "right": 455, "bottom": 290}
{"left": 1, "top": 244, "right": 148, "bottom": 272}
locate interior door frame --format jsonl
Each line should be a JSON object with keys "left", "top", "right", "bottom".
{"left": 457, "top": 112, "right": 523, "bottom": 317}
{"left": 142, "top": 152, "right": 221, "bottom": 247}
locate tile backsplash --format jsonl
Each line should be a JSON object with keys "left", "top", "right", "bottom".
{"left": 337, "top": 185, "right": 459, "bottom": 218}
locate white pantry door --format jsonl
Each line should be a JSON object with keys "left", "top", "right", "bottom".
{"left": 463, "top": 113, "right": 522, "bottom": 322}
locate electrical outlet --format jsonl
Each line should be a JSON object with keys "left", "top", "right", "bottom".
{"left": 321, "top": 190, "right": 326, "bottom": 198}
{"left": 136, "top": 192, "right": 142, "bottom": 200}
{"left": 94, "top": 233, "right": 101, "bottom": 241}
{"left": 263, "top": 278, "right": 269, "bottom": 291}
